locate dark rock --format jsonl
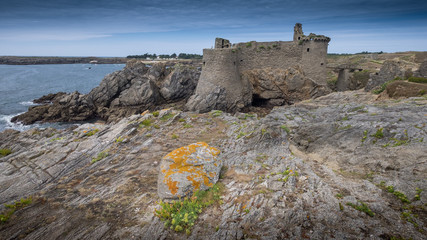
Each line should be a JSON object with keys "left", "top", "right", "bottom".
{"left": 12, "top": 60, "right": 201, "bottom": 124}
{"left": 417, "top": 61, "right": 427, "bottom": 78}
{"left": 33, "top": 92, "right": 67, "bottom": 104}
{"left": 365, "top": 60, "right": 405, "bottom": 91}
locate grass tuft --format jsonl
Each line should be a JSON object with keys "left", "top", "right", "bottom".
{"left": 91, "top": 151, "right": 108, "bottom": 164}
{"left": 0, "top": 148, "right": 12, "bottom": 157}
{"left": 346, "top": 201, "right": 375, "bottom": 217}
{"left": 1, "top": 196, "right": 33, "bottom": 224}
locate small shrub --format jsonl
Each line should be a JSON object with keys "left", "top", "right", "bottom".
{"left": 419, "top": 89, "right": 426, "bottom": 95}
{"left": 371, "top": 128, "right": 384, "bottom": 139}
{"left": 139, "top": 119, "right": 151, "bottom": 128}
{"left": 346, "top": 201, "right": 375, "bottom": 217}
{"left": 171, "top": 134, "right": 179, "bottom": 139}
{"left": 91, "top": 151, "right": 108, "bottom": 164}
{"left": 115, "top": 136, "right": 124, "bottom": 143}
{"left": 152, "top": 111, "right": 160, "bottom": 117}
{"left": 408, "top": 76, "right": 427, "bottom": 84}
{"left": 0, "top": 148, "right": 12, "bottom": 157}
{"left": 183, "top": 124, "right": 193, "bottom": 128}
{"left": 178, "top": 118, "right": 186, "bottom": 122}
{"left": 246, "top": 42, "right": 252, "bottom": 48}
{"left": 259, "top": 45, "right": 265, "bottom": 49}
{"left": 155, "top": 183, "right": 225, "bottom": 234}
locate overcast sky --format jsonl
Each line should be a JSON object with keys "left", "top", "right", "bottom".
{"left": 0, "top": 0, "right": 426, "bottom": 56}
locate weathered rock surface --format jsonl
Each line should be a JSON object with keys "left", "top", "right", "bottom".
{"left": 12, "top": 60, "right": 201, "bottom": 124}
{"left": 365, "top": 60, "right": 410, "bottom": 91}
{"left": 416, "top": 60, "right": 427, "bottom": 78}
{"left": 386, "top": 81, "right": 427, "bottom": 98}
{"left": 1, "top": 91, "right": 426, "bottom": 239}
{"left": 186, "top": 65, "right": 331, "bottom": 112}
{"left": 242, "top": 66, "right": 331, "bottom": 106}
{"left": 158, "top": 142, "right": 222, "bottom": 199}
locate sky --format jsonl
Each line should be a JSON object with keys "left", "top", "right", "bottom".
{"left": 0, "top": 0, "right": 426, "bottom": 56}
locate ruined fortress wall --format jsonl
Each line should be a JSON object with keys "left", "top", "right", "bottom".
{"left": 301, "top": 41, "right": 329, "bottom": 84}
{"left": 234, "top": 41, "right": 302, "bottom": 71}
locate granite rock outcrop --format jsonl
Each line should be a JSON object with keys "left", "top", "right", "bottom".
{"left": 1, "top": 91, "right": 426, "bottom": 239}
{"left": 12, "top": 60, "right": 201, "bottom": 124}
{"left": 157, "top": 142, "right": 222, "bottom": 199}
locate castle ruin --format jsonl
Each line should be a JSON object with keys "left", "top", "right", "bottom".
{"left": 186, "top": 23, "right": 331, "bottom": 112}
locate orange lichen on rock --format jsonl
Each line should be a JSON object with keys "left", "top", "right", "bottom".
{"left": 158, "top": 142, "right": 222, "bottom": 199}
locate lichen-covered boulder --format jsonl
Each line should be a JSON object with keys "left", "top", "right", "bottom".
{"left": 157, "top": 142, "right": 222, "bottom": 199}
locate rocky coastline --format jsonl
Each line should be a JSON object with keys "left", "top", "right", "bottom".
{"left": 1, "top": 53, "right": 427, "bottom": 239}
{"left": 0, "top": 56, "right": 128, "bottom": 65}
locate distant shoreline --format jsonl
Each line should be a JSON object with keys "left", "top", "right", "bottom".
{"left": 0, "top": 56, "right": 128, "bottom": 65}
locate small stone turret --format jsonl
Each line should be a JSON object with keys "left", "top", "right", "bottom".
{"left": 215, "top": 38, "right": 231, "bottom": 48}
{"left": 293, "top": 23, "right": 303, "bottom": 42}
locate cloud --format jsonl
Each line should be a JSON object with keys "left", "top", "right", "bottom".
{"left": 0, "top": 32, "right": 112, "bottom": 41}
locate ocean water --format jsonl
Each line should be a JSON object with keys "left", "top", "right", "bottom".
{"left": 0, "top": 64, "right": 125, "bottom": 132}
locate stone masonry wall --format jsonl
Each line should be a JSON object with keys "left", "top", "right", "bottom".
{"left": 187, "top": 23, "right": 330, "bottom": 112}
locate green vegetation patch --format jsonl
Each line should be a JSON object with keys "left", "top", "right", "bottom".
{"left": 246, "top": 42, "right": 252, "bottom": 48}
{"left": 210, "top": 110, "right": 223, "bottom": 117}
{"left": 91, "top": 151, "right": 108, "bottom": 164}
{"left": 346, "top": 201, "right": 375, "bottom": 217}
{"left": 0, "top": 148, "right": 12, "bottom": 157}
{"left": 371, "top": 128, "right": 384, "bottom": 139}
{"left": 155, "top": 182, "right": 225, "bottom": 235}
{"left": 361, "top": 130, "right": 368, "bottom": 143}
{"left": 85, "top": 128, "right": 99, "bottom": 137}
{"left": 0, "top": 196, "right": 33, "bottom": 224}
{"left": 385, "top": 185, "right": 410, "bottom": 203}
{"left": 160, "top": 113, "right": 175, "bottom": 121}
{"left": 280, "top": 125, "right": 290, "bottom": 134}
{"left": 372, "top": 78, "right": 400, "bottom": 94}
{"left": 408, "top": 76, "right": 427, "bottom": 84}
{"left": 139, "top": 119, "right": 152, "bottom": 128}
{"left": 414, "top": 188, "right": 423, "bottom": 201}
{"left": 152, "top": 111, "right": 160, "bottom": 117}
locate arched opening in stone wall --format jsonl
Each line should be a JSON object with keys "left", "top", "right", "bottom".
{"left": 251, "top": 94, "right": 270, "bottom": 107}
{"left": 307, "top": 48, "right": 310, "bottom": 52}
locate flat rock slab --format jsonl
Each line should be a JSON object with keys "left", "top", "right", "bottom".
{"left": 157, "top": 142, "right": 222, "bottom": 199}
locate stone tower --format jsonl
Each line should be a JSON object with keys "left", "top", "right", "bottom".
{"left": 293, "top": 23, "right": 303, "bottom": 41}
